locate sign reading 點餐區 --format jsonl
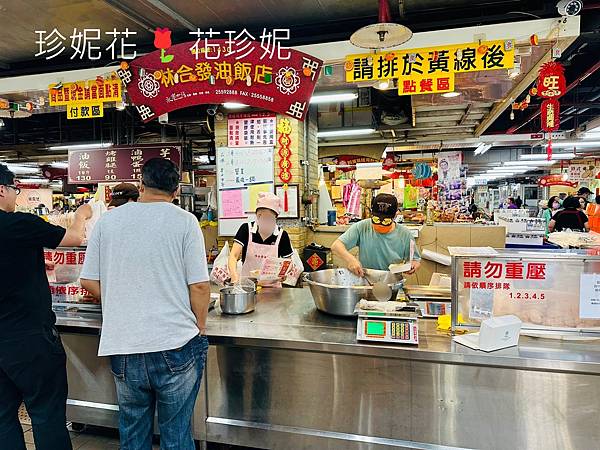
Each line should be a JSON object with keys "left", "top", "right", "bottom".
{"left": 68, "top": 144, "right": 181, "bottom": 184}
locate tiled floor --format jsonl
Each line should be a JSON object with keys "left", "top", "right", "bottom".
{"left": 19, "top": 406, "right": 251, "bottom": 450}
{"left": 21, "top": 422, "right": 160, "bottom": 450}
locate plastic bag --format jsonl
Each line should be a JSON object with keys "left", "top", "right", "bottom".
{"left": 210, "top": 242, "right": 231, "bottom": 286}
{"left": 84, "top": 198, "right": 107, "bottom": 243}
{"left": 283, "top": 250, "right": 304, "bottom": 287}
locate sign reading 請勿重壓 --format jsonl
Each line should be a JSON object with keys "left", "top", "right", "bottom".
{"left": 345, "top": 40, "right": 514, "bottom": 96}
{"left": 119, "top": 39, "right": 322, "bottom": 122}
{"left": 68, "top": 144, "right": 181, "bottom": 184}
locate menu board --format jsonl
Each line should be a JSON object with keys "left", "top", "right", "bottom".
{"left": 217, "top": 146, "right": 274, "bottom": 236}
{"left": 68, "top": 144, "right": 181, "bottom": 184}
{"left": 227, "top": 112, "right": 276, "bottom": 148}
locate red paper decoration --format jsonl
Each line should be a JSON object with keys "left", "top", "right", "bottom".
{"left": 277, "top": 118, "right": 293, "bottom": 212}
{"left": 537, "top": 61, "right": 566, "bottom": 98}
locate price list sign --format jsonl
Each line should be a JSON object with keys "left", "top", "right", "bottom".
{"left": 227, "top": 112, "right": 276, "bottom": 148}
{"left": 68, "top": 144, "right": 181, "bottom": 183}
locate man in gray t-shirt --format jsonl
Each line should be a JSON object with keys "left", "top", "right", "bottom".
{"left": 81, "top": 158, "right": 210, "bottom": 450}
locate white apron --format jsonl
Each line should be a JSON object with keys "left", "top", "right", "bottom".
{"left": 241, "top": 222, "right": 283, "bottom": 288}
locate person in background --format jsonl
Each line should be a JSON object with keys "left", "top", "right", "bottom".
{"left": 332, "top": 193, "right": 421, "bottom": 276}
{"left": 559, "top": 192, "right": 568, "bottom": 202}
{"left": 577, "top": 187, "right": 593, "bottom": 211}
{"left": 504, "top": 197, "right": 518, "bottom": 209}
{"left": 548, "top": 196, "right": 590, "bottom": 233}
{"left": 541, "top": 196, "right": 561, "bottom": 236}
{"left": 107, "top": 182, "right": 139, "bottom": 209}
{"left": 514, "top": 195, "right": 523, "bottom": 209}
{"left": 228, "top": 192, "right": 293, "bottom": 287}
{"left": 80, "top": 158, "right": 211, "bottom": 450}
{"left": 0, "top": 164, "right": 92, "bottom": 450}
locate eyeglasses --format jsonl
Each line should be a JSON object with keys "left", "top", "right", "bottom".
{"left": 371, "top": 216, "right": 393, "bottom": 226}
{"left": 2, "top": 184, "right": 20, "bottom": 195}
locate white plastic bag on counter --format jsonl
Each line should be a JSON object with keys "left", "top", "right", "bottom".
{"left": 210, "top": 242, "right": 231, "bottom": 286}
{"left": 283, "top": 250, "right": 304, "bottom": 287}
{"left": 84, "top": 198, "right": 107, "bottom": 243}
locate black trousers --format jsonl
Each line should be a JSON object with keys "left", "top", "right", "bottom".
{"left": 0, "top": 327, "right": 72, "bottom": 450}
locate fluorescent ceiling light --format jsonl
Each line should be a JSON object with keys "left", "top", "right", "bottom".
{"left": 520, "top": 153, "right": 574, "bottom": 160}
{"left": 441, "top": 91, "right": 461, "bottom": 98}
{"left": 317, "top": 128, "right": 375, "bottom": 138}
{"left": 50, "top": 162, "right": 69, "bottom": 169}
{"left": 49, "top": 143, "right": 112, "bottom": 150}
{"left": 310, "top": 92, "right": 358, "bottom": 104}
{"left": 5, "top": 164, "right": 40, "bottom": 175}
{"left": 223, "top": 102, "right": 247, "bottom": 109}
{"left": 503, "top": 160, "right": 554, "bottom": 166}
{"left": 18, "top": 178, "right": 49, "bottom": 184}
{"left": 551, "top": 141, "right": 600, "bottom": 148}
{"left": 474, "top": 143, "right": 492, "bottom": 156}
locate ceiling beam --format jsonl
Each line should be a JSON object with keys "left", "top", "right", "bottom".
{"left": 475, "top": 32, "right": 578, "bottom": 137}
{"left": 143, "top": 0, "right": 197, "bottom": 31}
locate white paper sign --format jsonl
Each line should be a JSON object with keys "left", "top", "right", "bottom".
{"left": 579, "top": 273, "right": 600, "bottom": 319}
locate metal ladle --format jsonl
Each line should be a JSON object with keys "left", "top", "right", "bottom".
{"left": 363, "top": 271, "right": 392, "bottom": 302}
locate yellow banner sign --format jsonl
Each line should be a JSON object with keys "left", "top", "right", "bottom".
{"left": 346, "top": 39, "right": 515, "bottom": 83}
{"left": 49, "top": 79, "right": 121, "bottom": 106}
{"left": 67, "top": 102, "right": 104, "bottom": 120}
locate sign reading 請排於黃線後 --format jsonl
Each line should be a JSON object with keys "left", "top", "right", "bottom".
{"left": 345, "top": 39, "right": 514, "bottom": 96}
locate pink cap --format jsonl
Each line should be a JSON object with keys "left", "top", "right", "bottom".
{"left": 256, "top": 191, "right": 282, "bottom": 216}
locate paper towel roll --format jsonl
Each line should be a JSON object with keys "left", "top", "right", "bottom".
{"left": 318, "top": 179, "right": 334, "bottom": 225}
{"left": 422, "top": 249, "right": 451, "bottom": 266}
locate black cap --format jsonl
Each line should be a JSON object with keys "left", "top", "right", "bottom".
{"left": 371, "top": 193, "right": 398, "bottom": 219}
{"left": 577, "top": 187, "right": 592, "bottom": 196}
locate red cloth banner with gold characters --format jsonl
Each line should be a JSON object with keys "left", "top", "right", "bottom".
{"left": 541, "top": 98, "right": 560, "bottom": 132}
{"left": 118, "top": 40, "right": 322, "bottom": 122}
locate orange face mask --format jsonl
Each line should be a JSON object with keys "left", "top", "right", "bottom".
{"left": 372, "top": 223, "right": 394, "bottom": 234}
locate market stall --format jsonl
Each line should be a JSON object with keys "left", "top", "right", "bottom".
{"left": 56, "top": 284, "right": 600, "bottom": 450}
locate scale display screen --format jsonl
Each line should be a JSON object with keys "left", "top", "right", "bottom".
{"left": 365, "top": 321, "right": 386, "bottom": 336}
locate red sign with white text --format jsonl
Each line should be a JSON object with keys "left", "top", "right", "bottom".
{"left": 118, "top": 40, "right": 322, "bottom": 122}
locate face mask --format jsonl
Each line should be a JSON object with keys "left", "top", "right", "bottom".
{"left": 372, "top": 223, "right": 394, "bottom": 234}
{"left": 257, "top": 215, "right": 276, "bottom": 235}
{"left": 552, "top": 202, "right": 560, "bottom": 209}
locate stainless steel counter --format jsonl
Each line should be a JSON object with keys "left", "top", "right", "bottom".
{"left": 56, "top": 288, "right": 600, "bottom": 450}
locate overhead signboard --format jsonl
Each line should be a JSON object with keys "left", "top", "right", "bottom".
{"left": 118, "top": 39, "right": 322, "bottom": 122}
{"left": 48, "top": 79, "right": 122, "bottom": 106}
{"left": 345, "top": 39, "right": 514, "bottom": 96}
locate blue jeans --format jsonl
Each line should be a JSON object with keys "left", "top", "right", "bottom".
{"left": 110, "top": 334, "right": 208, "bottom": 450}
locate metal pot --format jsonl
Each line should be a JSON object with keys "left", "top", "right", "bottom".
{"left": 304, "top": 268, "right": 404, "bottom": 316}
{"left": 219, "top": 287, "right": 257, "bottom": 314}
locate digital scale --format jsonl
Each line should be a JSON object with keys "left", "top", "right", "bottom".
{"left": 356, "top": 308, "right": 419, "bottom": 345}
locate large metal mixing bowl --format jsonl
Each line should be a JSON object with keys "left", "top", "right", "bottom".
{"left": 305, "top": 268, "right": 404, "bottom": 316}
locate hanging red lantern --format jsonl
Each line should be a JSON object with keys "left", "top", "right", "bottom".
{"left": 541, "top": 98, "right": 560, "bottom": 132}
{"left": 537, "top": 61, "right": 566, "bottom": 98}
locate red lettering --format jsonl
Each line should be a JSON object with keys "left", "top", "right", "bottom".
{"left": 463, "top": 261, "right": 482, "bottom": 278}
{"left": 526, "top": 263, "right": 546, "bottom": 280}
{"left": 505, "top": 262, "right": 524, "bottom": 279}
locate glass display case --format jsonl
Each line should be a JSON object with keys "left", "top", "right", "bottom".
{"left": 450, "top": 248, "right": 600, "bottom": 336}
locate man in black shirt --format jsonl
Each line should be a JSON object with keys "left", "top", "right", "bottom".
{"left": 0, "top": 164, "right": 91, "bottom": 450}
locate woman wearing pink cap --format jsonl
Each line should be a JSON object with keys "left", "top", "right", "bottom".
{"left": 228, "top": 191, "right": 293, "bottom": 287}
